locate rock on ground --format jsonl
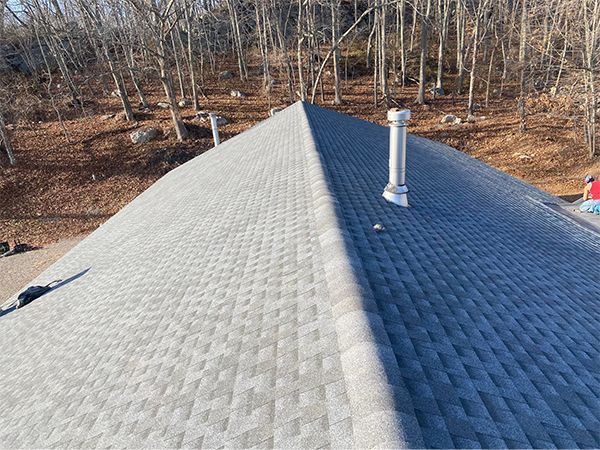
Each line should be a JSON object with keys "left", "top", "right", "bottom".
{"left": 441, "top": 114, "right": 457, "bottom": 124}
{"left": 178, "top": 99, "right": 191, "bottom": 108}
{"left": 467, "top": 114, "right": 476, "bottom": 123}
{"left": 219, "top": 70, "right": 234, "bottom": 80}
{"left": 230, "top": 90, "right": 246, "bottom": 98}
{"left": 156, "top": 102, "right": 170, "bottom": 109}
{"left": 130, "top": 127, "right": 160, "bottom": 144}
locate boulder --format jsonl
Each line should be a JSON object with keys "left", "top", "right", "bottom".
{"left": 156, "top": 102, "right": 170, "bottom": 109}
{"left": 196, "top": 111, "right": 210, "bottom": 120}
{"left": 178, "top": 99, "right": 191, "bottom": 108}
{"left": 441, "top": 114, "right": 456, "bottom": 124}
{"left": 453, "top": 117, "right": 462, "bottom": 125}
{"left": 130, "top": 127, "right": 160, "bottom": 144}
{"left": 466, "top": 114, "right": 476, "bottom": 123}
{"left": 269, "top": 107, "right": 284, "bottom": 117}
{"left": 430, "top": 87, "right": 445, "bottom": 96}
{"left": 219, "top": 70, "right": 234, "bottom": 80}
{"left": 110, "top": 90, "right": 121, "bottom": 98}
{"left": 230, "top": 90, "right": 247, "bottom": 98}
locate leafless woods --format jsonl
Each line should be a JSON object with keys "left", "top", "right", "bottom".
{"left": 0, "top": 0, "right": 599, "bottom": 163}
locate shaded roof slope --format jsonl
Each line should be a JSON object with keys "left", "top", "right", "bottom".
{"left": 1, "top": 102, "right": 599, "bottom": 449}
{"left": 302, "top": 103, "right": 600, "bottom": 448}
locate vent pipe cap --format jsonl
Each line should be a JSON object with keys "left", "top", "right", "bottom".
{"left": 387, "top": 109, "right": 411, "bottom": 123}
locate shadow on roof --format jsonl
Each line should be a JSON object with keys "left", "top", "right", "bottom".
{"left": 0, "top": 267, "right": 91, "bottom": 317}
{"left": 302, "top": 102, "right": 600, "bottom": 448}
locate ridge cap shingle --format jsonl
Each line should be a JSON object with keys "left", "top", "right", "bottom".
{"left": 299, "top": 102, "right": 424, "bottom": 448}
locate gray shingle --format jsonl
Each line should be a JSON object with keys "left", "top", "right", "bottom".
{"left": 1, "top": 102, "right": 598, "bottom": 448}
{"left": 302, "top": 102, "right": 600, "bottom": 448}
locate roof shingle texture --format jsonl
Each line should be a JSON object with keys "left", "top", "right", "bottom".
{"left": 1, "top": 102, "right": 598, "bottom": 449}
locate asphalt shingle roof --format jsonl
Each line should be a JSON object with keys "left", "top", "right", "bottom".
{"left": 1, "top": 101, "right": 599, "bottom": 448}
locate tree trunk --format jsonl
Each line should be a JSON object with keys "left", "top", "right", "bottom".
{"left": 379, "top": 0, "right": 388, "bottom": 103}
{"left": 467, "top": 17, "right": 480, "bottom": 114}
{"left": 275, "top": 20, "right": 295, "bottom": 102}
{"left": 155, "top": 19, "right": 188, "bottom": 142}
{"left": 160, "top": 64, "right": 189, "bottom": 141}
{"left": 399, "top": 0, "right": 406, "bottom": 85}
{"left": 297, "top": 0, "right": 307, "bottom": 101}
{"left": 518, "top": 0, "right": 528, "bottom": 132}
{"left": 105, "top": 48, "right": 135, "bottom": 121}
{"left": 456, "top": 0, "right": 467, "bottom": 94}
{"left": 416, "top": 0, "right": 431, "bottom": 105}
{"left": 485, "top": 42, "right": 496, "bottom": 107}
{"left": 126, "top": 47, "right": 149, "bottom": 109}
{"left": 226, "top": 0, "right": 248, "bottom": 81}
{"left": 331, "top": 0, "right": 342, "bottom": 104}
{"left": 0, "top": 113, "right": 15, "bottom": 166}
{"left": 171, "top": 29, "right": 187, "bottom": 100}
{"left": 184, "top": 4, "right": 200, "bottom": 111}
{"left": 435, "top": 0, "right": 450, "bottom": 93}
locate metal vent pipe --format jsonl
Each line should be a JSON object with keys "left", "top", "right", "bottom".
{"left": 382, "top": 108, "right": 411, "bottom": 207}
{"left": 209, "top": 113, "right": 220, "bottom": 146}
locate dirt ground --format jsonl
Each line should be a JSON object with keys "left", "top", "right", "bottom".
{"left": 0, "top": 235, "right": 83, "bottom": 304}
{"left": 1, "top": 64, "right": 599, "bottom": 247}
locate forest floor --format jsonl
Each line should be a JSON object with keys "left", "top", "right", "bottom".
{"left": 1, "top": 64, "right": 599, "bottom": 247}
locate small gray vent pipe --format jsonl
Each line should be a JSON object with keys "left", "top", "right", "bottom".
{"left": 382, "top": 108, "right": 411, "bottom": 207}
{"left": 209, "top": 113, "right": 220, "bottom": 146}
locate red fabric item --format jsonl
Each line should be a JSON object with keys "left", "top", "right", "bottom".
{"left": 590, "top": 181, "right": 600, "bottom": 199}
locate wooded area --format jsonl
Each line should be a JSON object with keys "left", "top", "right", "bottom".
{"left": 0, "top": 0, "right": 600, "bottom": 245}
{"left": 0, "top": 0, "right": 599, "bottom": 157}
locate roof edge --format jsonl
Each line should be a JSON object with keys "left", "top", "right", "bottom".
{"left": 299, "top": 103, "right": 424, "bottom": 448}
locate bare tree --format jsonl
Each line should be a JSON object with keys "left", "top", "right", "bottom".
{"left": 0, "top": 112, "right": 15, "bottom": 165}
{"left": 467, "top": 0, "right": 492, "bottom": 114}
{"left": 0, "top": 0, "right": 597, "bottom": 161}
{"left": 579, "top": 0, "right": 600, "bottom": 156}
{"left": 126, "top": 0, "right": 189, "bottom": 141}
{"left": 331, "top": 0, "right": 342, "bottom": 104}
{"left": 435, "top": 0, "right": 450, "bottom": 94}
{"left": 416, "top": 0, "right": 432, "bottom": 104}
{"left": 225, "top": 0, "right": 248, "bottom": 82}
{"left": 517, "top": 0, "right": 528, "bottom": 131}
{"left": 182, "top": 0, "right": 200, "bottom": 111}
{"left": 455, "top": 0, "right": 468, "bottom": 93}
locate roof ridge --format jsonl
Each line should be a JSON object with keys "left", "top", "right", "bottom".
{"left": 299, "top": 102, "right": 424, "bottom": 448}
